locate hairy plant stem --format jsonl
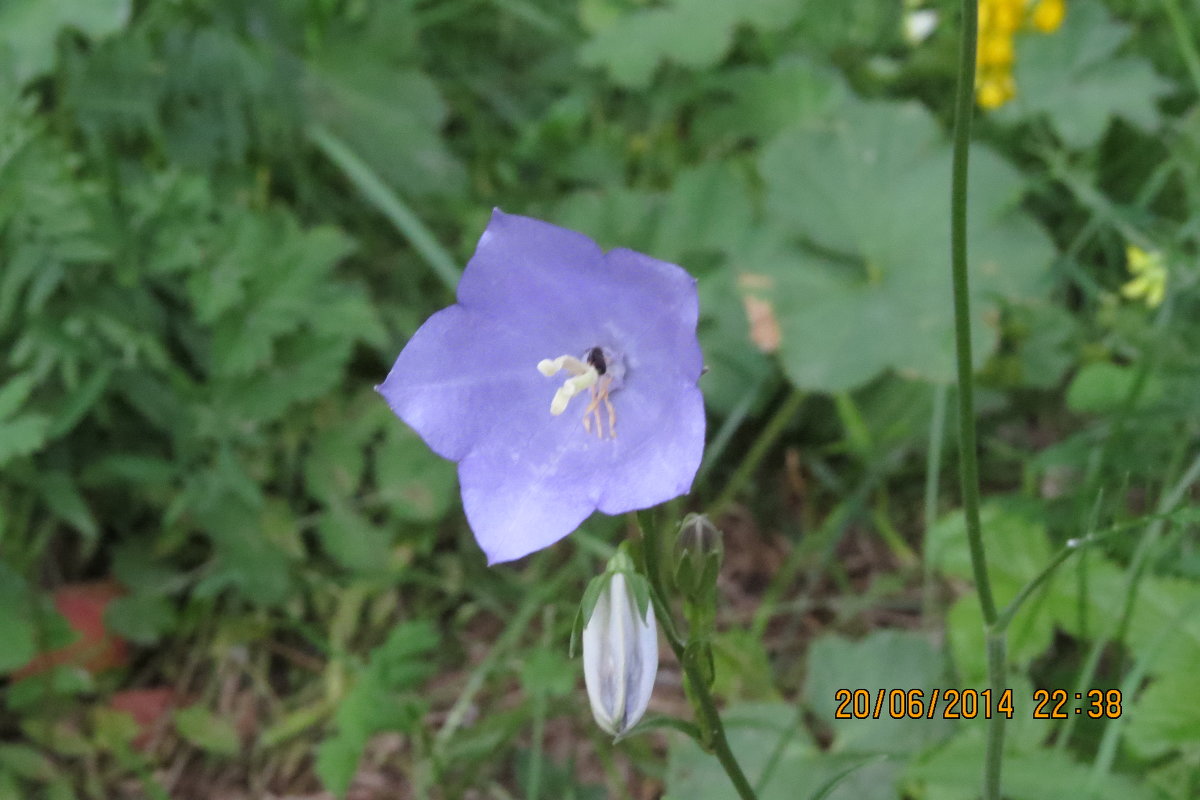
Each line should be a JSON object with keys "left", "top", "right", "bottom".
{"left": 635, "top": 513, "right": 758, "bottom": 800}
{"left": 950, "top": 3, "right": 1005, "bottom": 798}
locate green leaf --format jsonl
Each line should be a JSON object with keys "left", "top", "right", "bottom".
{"left": 37, "top": 472, "right": 98, "bottom": 547}
{"left": 316, "top": 502, "right": 393, "bottom": 575}
{"left": 315, "top": 622, "right": 438, "bottom": 798}
{"left": 906, "top": 727, "right": 1158, "bottom": 800}
{"left": 1001, "top": 2, "right": 1174, "bottom": 148}
{"left": 804, "top": 630, "right": 949, "bottom": 755}
{"left": 759, "top": 100, "right": 1055, "bottom": 391}
{"left": 305, "top": 427, "right": 366, "bottom": 504}
{"left": 374, "top": 424, "right": 456, "bottom": 523}
{"left": 0, "top": 0, "right": 130, "bottom": 85}
{"left": 104, "top": 594, "right": 175, "bottom": 646}
{"left": 304, "top": 44, "right": 463, "bottom": 199}
{"left": 1125, "top": 671, "right": 1200, "bottom": 758}
{"left": 579, "top": 0, "right": 801, "bottom": 88}
{"left": 0, "top": 414, "right": 50, "bottom": 466}
{"left": 1066, "top": 361, "right": 1163, "bottom": 414}
{"left": 0, "top": 744, "right": 55, "bottom": 782}
{"left": 173, "top": 706, "right": 240, "bottom": 757}
{"left": 0, "top": 565, "right": 38, "bottom": 673}
{"left": 694, "top": 56, "right": 849, "bottom": 146}
{"left": 667, "top": 703, "right": 899, "bottom": 800}
{"left": 0, "top": 373, "right": 36, "bottom": 420}
{"left": 929, "top": 501, "right": 1060, "bottom": 679}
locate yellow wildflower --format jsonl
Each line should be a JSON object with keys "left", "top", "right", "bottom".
{"left": 1031, "top": 0, "right": 1066, "bottom": 32}
{"left": 975, "top": 0, "right": 1065, "bottom": 109}
{"left": 1120, "top": 245, "right": 1167, "bottom": 308}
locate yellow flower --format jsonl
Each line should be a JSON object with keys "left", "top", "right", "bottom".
{"left": 1031, "top": 0, "right": 1065, "bottom": 32}
{"left": 978, "top": 32, "right": 1015, "bottom": 67}
{"left": 976, "top": 73, "right": 1015, "bottom": 108}
{"left": 974, "top": 0, "right": 1065, "bottom": 109}
{"left": 1120, "top": 245, "right": 1167, "bottom": 308}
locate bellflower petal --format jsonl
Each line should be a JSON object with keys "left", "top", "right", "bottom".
{"left": 378, "top": 210, "right": 706, "bottom": 564}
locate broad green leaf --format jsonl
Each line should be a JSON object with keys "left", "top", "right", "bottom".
{"left": 759, "top": 100, "right": 1054, "bottom": 392}
{"left": 929, "top": 502, "right": 1060, "bottom": 679}
{"left": 804, "top": 630, "right": 949, "bottom": 755}
{"left": 1066, "top": 361, "right": 1163, "bottom": 413}
{"left": 304, "top": 50, "right": 463, "bottom": 199}
{"left": 579, "top": 0, "right": 801, "bottom": 88}
{"left": 1001, "top": 2, "right": 1173, "bottom": 148}
{"left": 173, "top": 706, "right": 239, "bottom": 757}
{"left": 694, "top": 56, "right": 849, "bottom": 146}
{"left": 1125, "top": 672, "right": 1200, "bottom": 758}
{"left": 0, "top": 0, "right": 130, "bottom": 85}
{"left": 906, "top": 727, "right": 1157, "bottom": 800}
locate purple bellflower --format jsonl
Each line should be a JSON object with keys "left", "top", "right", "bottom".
{"left": 377, "top": 210, "right": 705, "bottom": 564}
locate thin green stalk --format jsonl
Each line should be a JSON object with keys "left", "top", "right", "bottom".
{"left": 308, "top": 124, "right": 462, "bottom": 293}
{"left": 922, "top": 383, "right": 948, "bottom": 620}
{"left": 1162, "top": 0, "right": 1200, "bottom": 97}
{"left": 949, "top": 3, "right": 1005, "bottom": 799}
{"left": 635, "top": 513, "right": 758, "bottom": 800}
{"left": 708, "top": 388, "right": 805, "bottom": 516}
{"left": 1055, "top": 449, "right": 1200, "bottom": 751}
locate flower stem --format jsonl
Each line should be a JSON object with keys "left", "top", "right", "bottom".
{"left": 950, "top": 3, "right": 1006, "bottom": 799}
{"left": 634, "top": 513, "right": 758, "bottom": 800}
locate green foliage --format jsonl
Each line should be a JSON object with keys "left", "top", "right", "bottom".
{"left": 314, "top": 621, "right": 439, "bottom": 797}
{"left": 1002, "top": 2, "right": 1175, "bottom": 148}
{"left": 760, "top": 99, "right": 1055, "bottom": 391}
{"left": 0, "top": 0, "right": 1198, "bottom": 796}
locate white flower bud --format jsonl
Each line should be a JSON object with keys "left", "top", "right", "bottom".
{"left": 582, "top": 572, "right": 658, "bottom": 737}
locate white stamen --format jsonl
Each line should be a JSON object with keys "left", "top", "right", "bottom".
{"left": 539, "top": 349, "right": 622, "bottom": 438}
{"left": 550, "top": 369, "right": 598, "bottom": 415}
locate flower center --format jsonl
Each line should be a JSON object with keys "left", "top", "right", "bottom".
{"left": 537, "top": 346, "right": 624, "bottom": 439}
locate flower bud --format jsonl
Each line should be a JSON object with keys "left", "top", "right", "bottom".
{"left": 673, "top": 513, "right": 723, "bottom": 601}
{"left": 581, "top": 571, "right": 658, "bottom": 737}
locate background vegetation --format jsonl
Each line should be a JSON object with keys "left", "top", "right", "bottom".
{"left": 0, "top": 0, "right": 1198, "bottom": 797}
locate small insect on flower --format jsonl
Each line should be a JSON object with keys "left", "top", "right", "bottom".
{"left": 377, "top": 210, "right": 705, "bottom": 564}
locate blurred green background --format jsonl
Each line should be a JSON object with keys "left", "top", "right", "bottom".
{"left": 1, "top": 0, "right": 1198, "bottom": 798}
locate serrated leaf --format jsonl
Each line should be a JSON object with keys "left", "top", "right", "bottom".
{"left": 1001, "top": 3, "right": 1174, "bottom": 148}
{"left": 759, "top": 100, "right": 1054, "bottom": 392}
